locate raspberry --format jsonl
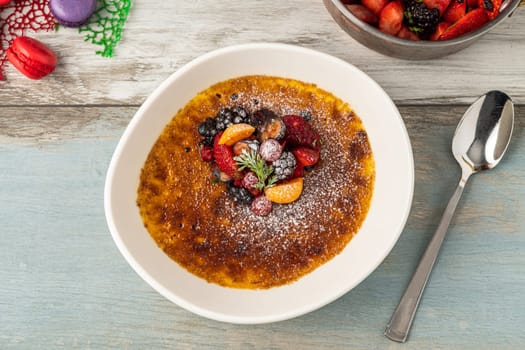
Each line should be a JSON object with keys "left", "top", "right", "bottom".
{"left": 199, "top": 144, "right": 213, "bottom": 162}
{"left": 251, "top": 196, "right": 272, "bottom": 216}
{"left": 259, "top": 139, "right": 283, "bottom": 162}
{"left": 241, "top": 171, "right": 259, "bottom": 191}
{"left": 282, "top": 115, "right": 320, "bottom": 149}
{"left": 272, "top": 151, "right": 296, "bottom": 181}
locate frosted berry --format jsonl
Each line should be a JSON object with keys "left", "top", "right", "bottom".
{"left": 251, "top": 196, "right": 272, "bottom": 216}
{"left": 241, "top": 171, "right": 259, "bottom": 191}
{"left": 272, "top": 151, "right": 297, "bottom": 181}
{"left": 259, "top": 139, "right": 283, "bottom": 162}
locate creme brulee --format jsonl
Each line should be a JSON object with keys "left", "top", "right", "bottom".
{"left": 136, "top": 75, "right": 374, "bottom": 289}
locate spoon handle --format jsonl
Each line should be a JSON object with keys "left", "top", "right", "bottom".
{"left": 384, "top": 175, "right": 469, "bottom": 342}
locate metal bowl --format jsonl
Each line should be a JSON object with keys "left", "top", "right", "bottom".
{"left": 323, "top": 0, "right": 522, "bottom": 60}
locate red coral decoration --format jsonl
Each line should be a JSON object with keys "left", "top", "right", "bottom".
{"left": 0, "top": 0, "right": 57, "bottom": 79}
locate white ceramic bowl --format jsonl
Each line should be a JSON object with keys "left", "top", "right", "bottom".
{"left": 104, "top": 43, "right": 414, "bottom": 324}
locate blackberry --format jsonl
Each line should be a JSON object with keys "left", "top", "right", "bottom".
{"left": 231, "top": 106, "right": 250, "bottom": 124}
{"left": 227, "top": 182, "right": 253, "bottom": 204}
{"left": 197, "top": 118, "right": 217, "bottom": 137}
{"left": 272, "top": 152, "right": 296, "bottom": 181}
{"left": 215, "top": 107, "right": 251, "bottom": 131}
{"left": 403, "top": 0, "right": 439, "bottom": 38}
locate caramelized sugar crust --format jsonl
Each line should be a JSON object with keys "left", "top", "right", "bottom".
{"left": 137, "top": 75, "right": 375, "bottom": 289}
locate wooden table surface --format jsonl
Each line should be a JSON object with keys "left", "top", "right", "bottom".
{"left": 1, "top": 1, "right": 524, "bottom": 349}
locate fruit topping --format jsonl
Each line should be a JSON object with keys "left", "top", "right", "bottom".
{"left": 241, "top": 171, "right": 259, "bottom": 191}
{"left": 264, "top": 178, "right": 304, "bottom": 204}
{"left": 251, "top": 196, "right": 273, "bottom": 216}
{"left": 215, "top": 107, "right": 250, "bottom": 131}
{"left": 291, "top": 147, "right": 320, "bottom": 167}
{"left": 259, "top": 139, "right": 283, "bottom": 162}
{"left": 233, "top": 140, "right": 259, "bottom": 156}
{"left": 218, "top": 123, "right": 255, "bottom": 146}
{"left": 272, "top": 151, "right": 297, "bottom": 181}
{"left": 250, "top": 108, "right": 279, "bottom": 131}
{"left": 197, "top": 106, "right": 320, "bottom": 215}
{"left": 212, "top": 166, "right": 233, "bottom": 182}
{"left": 282, "top": 115, "right": 321, "bottom": 149}
{"left": 292, "top": 164, "right": 305, "bottom": 179}
{"left": 199, "top": 144, "right": 214, "bottom": 162}
{"left": 213, "top": 133, "right": 241, "bottom": 180}
{"left": 227, "top": 182, "right": 253, "bottom": 204}
{"left": 234, "top": 149, "right": 277, "bottom": 190}
{"left": 260, "top": 116, "right": 286, "bottom": 141}
{"left": 197, "top": 118, "right": 218, "bottom": 146}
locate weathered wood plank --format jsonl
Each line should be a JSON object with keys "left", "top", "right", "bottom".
{"left": 1, "top": 105, "right": 524, "bottom": 348}
{"left": 0, "top": 0, "right": 524, "bottom": 106}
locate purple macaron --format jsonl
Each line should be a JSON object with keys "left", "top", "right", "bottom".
{"left": 50, "top": 0, "right": 97, "bottom": 28}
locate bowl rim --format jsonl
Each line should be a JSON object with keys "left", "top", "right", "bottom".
{"left": 326, "top": 0, "right": 521, "bottom": 47}
{"left": 104, "top": 43, "right": 415, "bottom": 324}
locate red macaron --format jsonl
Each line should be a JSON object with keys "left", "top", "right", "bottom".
{"left": 6, "top": 36, "right": 58, "bottom": 80}
{"left": 0, "top": 0, "right": 11, "bottom": 6}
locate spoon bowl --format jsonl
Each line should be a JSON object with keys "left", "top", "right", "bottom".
{"left": 385, "top": 90, "right": 514, "bottom": 342}
{"left": 453, "top": 91, "right": 515, "bottom": 174}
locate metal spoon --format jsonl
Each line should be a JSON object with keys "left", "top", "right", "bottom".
{"left": 384, "top": 91, "right": 515, "bottom": 343}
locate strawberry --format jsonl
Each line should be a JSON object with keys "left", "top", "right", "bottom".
{"left": 478, "top": 0, "right": 501, "bottom": 19}
{"left": 430, "top": 21, "right": 451, "bottom": 40}
{"left": 345, "top": 4, "right": 378, "bottom": 24}
{"left": 423, "top": 0, "right": 452, "bottom": 15}
{"left": 282, "top": 115, "right": 320, "bottom": 149}
{"left": 378, "top": 1, "right": 404, "bottom": 36}
{"left": 291, "top": 147, "right": 320, "bottom": 167}
{"left": 361, "top": 0, "right": 389, "bottom": 14}
{"left": 439, "top": 8, "right": 488, "bottom": 40}
{"left": 397, "top": 26, "right": 420, "bottom": 40}
{"left": 467, "top": 0, "right": 478, "bottom": 9}
{"left": 213, "top": 132, "right": 241, "bottom": 180}
{"left": 443, "top": 0, "right": 467, "bottom": 23}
